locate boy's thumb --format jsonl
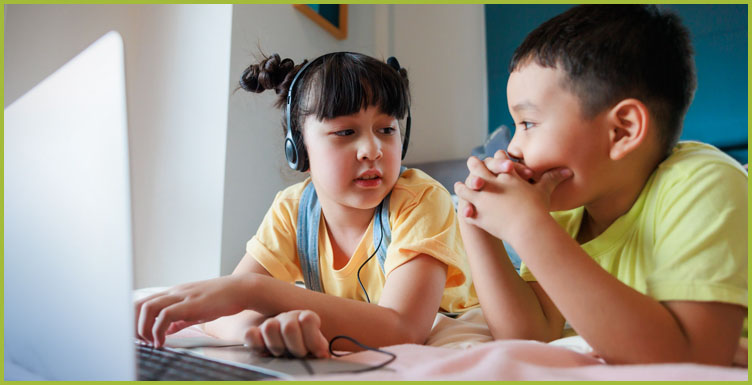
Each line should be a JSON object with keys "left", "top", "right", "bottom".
{"left": 538, "top": 167, "right": 573, "bottom": 195}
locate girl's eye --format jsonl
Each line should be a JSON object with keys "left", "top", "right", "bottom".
{"left": 380, "top": 126, "right": 397, "bottom": 135}
{"left": 334, "top": 129, "right": 354, "bottom": 137}
{"left": 520, "top": 121, "right": 535, "bottom": 130}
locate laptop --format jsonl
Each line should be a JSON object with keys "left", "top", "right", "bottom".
{"left": 4, "top": 31, "right": 381, "bottom": 380}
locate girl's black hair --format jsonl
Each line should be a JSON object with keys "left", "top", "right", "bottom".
{"left": 239, "top": 52, "right": 410, "bottom": 138}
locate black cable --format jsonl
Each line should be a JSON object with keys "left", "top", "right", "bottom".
{"left": 327, "top": 335, "right": 396, "bottom": 373}
{"left": 356, "top": 201, "right": 385, "bottom": 303}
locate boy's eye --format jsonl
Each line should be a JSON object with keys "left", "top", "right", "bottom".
{"left": 380, "top": 126, "right": 397, "bottom": 135}
{"left": 333, "top": 129, "right": 355, "bottom": 136}
{"left": 520, "top": 121, "right": 535, "bottom": 130}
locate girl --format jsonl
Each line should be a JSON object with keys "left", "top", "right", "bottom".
{"left": 135, "top": 52, "right": 478, "bottom": 358}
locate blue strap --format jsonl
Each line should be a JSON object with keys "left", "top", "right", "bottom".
{"left": 296, "top": 167, "right": 406, "bottom": 292}
{"left": 297, "top": 181, "right": 323, "bottom": 292}
{"left": 372, "top": 194, "right": 391, "bottom": 275}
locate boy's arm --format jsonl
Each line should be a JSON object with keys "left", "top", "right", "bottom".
{"left": 457, "top": 207, "right": 564, "bottom": 341}
{"left": 456, "top": 156, "right": 745, "bottom": 365}
{"left": 511, "top": 212, "right": 745, "bottom": 365}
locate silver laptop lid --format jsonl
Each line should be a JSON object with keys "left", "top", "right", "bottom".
{"left": 4, "top": 31, "right": 135, "bottom": 380}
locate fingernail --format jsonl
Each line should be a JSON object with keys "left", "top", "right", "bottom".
{"left": 560, "top": 168, "right": 572, "bottom": 177}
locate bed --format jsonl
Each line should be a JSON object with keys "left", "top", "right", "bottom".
{"left": 139, "top": 285, "right": 746, "bottom": 381}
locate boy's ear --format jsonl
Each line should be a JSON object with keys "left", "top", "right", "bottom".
{"left": 606, "top": 98, "right": 649, "bottom": 161}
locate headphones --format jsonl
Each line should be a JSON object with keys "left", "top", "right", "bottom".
{"left": 284, "top": 52, "right": 412, "bottom": 172}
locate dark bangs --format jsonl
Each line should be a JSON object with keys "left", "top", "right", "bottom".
{"left": 296, "top": 53, "right": 410, "bottom": 124}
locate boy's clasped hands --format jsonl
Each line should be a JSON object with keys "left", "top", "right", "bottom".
{"left": 454, "top": 149, "right": 573, "bottom": 240}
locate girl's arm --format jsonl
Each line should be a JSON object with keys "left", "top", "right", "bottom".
{"left": 232, "top": 251, "right": 448, "bottom": 351}
{"left": 457, "top": 201, "right": 564, "bottom": 341}
{"left": 201, "top": 253, "right": 273, "bottom": 341}
{"left": 136, "top": 251, "right": 447, "bottom": 352}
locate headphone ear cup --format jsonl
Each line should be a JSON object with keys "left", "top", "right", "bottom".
{"left": 285, "top": 126, "right": 309, "bottom": 172}
{"left": 284, "top": 137, "right": 299, "bottom": 169}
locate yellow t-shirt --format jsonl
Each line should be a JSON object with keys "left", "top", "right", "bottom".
{"left": 247, "top": 168, "right": 479, "bottom": 313}
{"left": 520, "top": 141, "right": 747, "bottom": 307}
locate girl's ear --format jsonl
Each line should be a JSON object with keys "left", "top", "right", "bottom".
{"left": 606, "top": 98, "right": 649, "bottom": 161}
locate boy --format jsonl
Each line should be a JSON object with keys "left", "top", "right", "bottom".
{"left": 454, "top": 5, "right": 747, "bottom": 365}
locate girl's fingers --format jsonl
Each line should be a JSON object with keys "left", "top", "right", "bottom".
{"left": 134, "top": 291, "right": 170, "bottom": 341}
{"left": 259, "top": 318, "right": 285, "bottom": 356}
{"left": 151, "top": 300, "right": 204, "bottom": 348}
{"left": 165, "top": 320, "right": 198, "bottom": 336}
{"left": 137, "top": 295, "right": 182, "bottom": 344}
{"left": 244, "top": 326, "right": 266, "bottom": 352}
{"left": 278, "top": 312, "right": 307, "bottom": 358}
{"left": 298, "top": 311, "right": 330, "bottom": 358}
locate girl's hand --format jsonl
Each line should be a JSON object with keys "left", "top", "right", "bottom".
{"left": 243, "top": 310, "right": 330, "bottom": 358}
{"left": 454, "top": 155, "right": 572, "bottom": 241}
{"left": 135, "top": 275, "right": 251, "bottom": 348}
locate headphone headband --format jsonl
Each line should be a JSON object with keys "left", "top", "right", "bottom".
{"left": 284, "top": 52, "right": 411, "bottom": 172}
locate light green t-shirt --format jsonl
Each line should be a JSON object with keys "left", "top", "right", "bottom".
{"left": 520, "top": 141, "right": 747, "bottom": 307}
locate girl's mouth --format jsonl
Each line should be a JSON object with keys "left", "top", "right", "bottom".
{"left": 355, "top": 173, "right": 382, "bottom": 187}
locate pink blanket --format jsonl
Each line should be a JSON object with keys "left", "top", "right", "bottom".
{"left": 145, "top": 287, "right": 747, "bottom": 382}
{"left": 296, "top": 340, "right": 748, "bottom": 381}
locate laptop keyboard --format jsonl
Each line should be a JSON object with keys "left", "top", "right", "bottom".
{"left": 136, "top": 343, "right": 276, "bottom": 381}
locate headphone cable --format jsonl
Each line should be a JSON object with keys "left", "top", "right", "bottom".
{"left": 356, "top": 201, "right": 385, "bottom": 304}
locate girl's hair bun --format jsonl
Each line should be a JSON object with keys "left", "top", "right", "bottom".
{"left": 239, "top": 53, "right": 297, "bottom": 95}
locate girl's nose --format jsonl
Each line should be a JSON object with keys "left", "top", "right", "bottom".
{"left": 357, "top": 135, "right": 382, "bottom": 161}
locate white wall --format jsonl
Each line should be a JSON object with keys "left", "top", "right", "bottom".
{"left": 5, "top": 4, "right": 488, "bottom": 285}
{"left": 390, "top": 5, "right": 488, "bottom": 163}
{"left": 219, "top": 4, "right": 487, "bottom": 274}
{"left": 5, "top": 5, "right": 232, "bottom": 288}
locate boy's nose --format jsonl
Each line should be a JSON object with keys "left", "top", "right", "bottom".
{"left": 506, "top": 134, "right": 524, "bottom": 162}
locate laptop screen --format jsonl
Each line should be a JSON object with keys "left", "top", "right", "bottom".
{"left": 4, "top": 31, "right": 136, "bottom": 380}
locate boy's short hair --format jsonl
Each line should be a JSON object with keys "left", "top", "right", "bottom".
{"left": 510, "top": 5, "right": 696, "bottom": 157}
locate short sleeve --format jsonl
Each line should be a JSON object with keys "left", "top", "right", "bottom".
{"left": 519, "top": 263, "right": 535, "bottom": 282}
{"left": 647, "top": 160, "right": 747, "bottom": 306}
{"left": 246, "top": 189, "right": 303, "bottom": 283}
{"left": 385, "top": 181, "right": 469, "bottom": 289}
